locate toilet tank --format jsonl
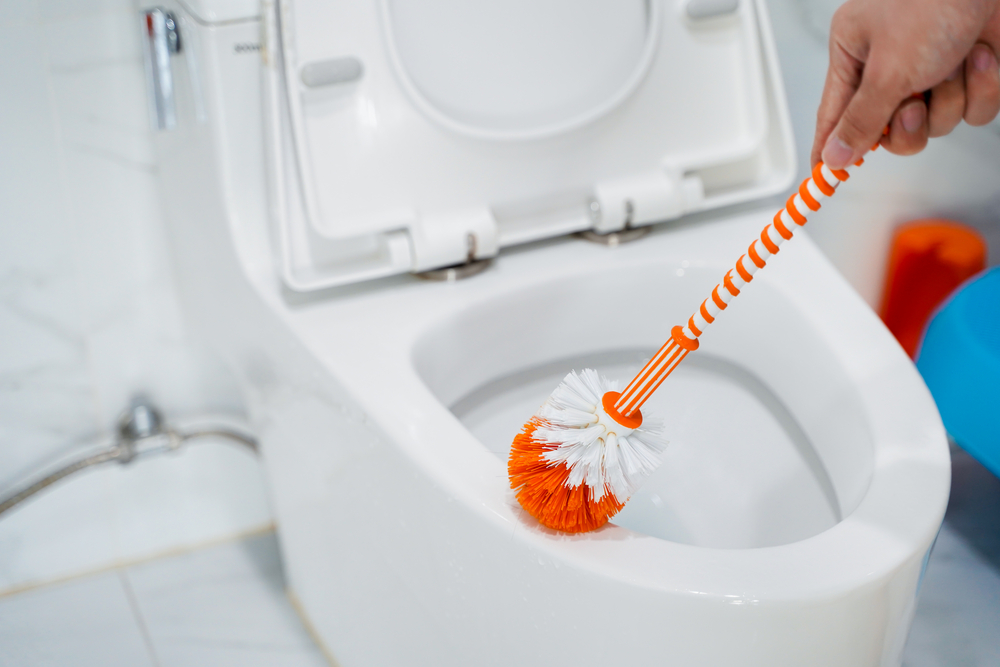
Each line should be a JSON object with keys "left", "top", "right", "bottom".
{"left": 142, "top": 0, "right": 275, "bottom": 340}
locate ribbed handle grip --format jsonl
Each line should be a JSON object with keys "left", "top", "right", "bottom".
{"left": 614, "top": 157, "right": 864, "bottom": 417}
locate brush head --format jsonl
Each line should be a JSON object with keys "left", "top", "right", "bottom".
{"left": 508, "top": 369, "right": 667, "bottom": 533}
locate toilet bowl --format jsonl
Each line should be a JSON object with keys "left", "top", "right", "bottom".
{"left": 149, "top": 1, "right": 951, "bottom": 665}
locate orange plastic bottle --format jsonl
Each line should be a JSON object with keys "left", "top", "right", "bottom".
{"left": 880, "top": 221, "right": 986, "bottom": 358}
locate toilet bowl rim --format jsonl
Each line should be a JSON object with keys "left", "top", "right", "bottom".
{"left": 284, "top": 211, "right": 951, "bottom": 597}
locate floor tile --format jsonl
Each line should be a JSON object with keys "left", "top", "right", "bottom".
{"left": 903, "top": 448, "right": 1000, "bottom": 667}
{"left": 125, "top": 532, "right": 328, "bottom": 667}
{"left": 0, "top": 571, "right": 156, "bottom": 667}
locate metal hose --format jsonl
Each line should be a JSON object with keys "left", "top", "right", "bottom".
{"left": 0, "top": 400, "right": 258, "bottom": 518}
{"left": 0, "top": 447, "right": 123, "bottom": 516}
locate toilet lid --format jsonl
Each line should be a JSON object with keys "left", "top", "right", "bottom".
{"left": 265, "top": 0, "right": 795, "bottom": 290}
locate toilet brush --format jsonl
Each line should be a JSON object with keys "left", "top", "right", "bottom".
{"left": 509, "top": 155, "right": 871, "bottom": 533}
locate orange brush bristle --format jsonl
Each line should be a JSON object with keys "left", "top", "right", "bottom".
{"left": 507, "top": 370, "right": 667, "bottom": 533}
{"left": 509, "top": 418, "right": 625, "bottom": 532}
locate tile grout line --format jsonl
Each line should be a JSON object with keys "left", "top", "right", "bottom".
{"left": 286, "top": 590, "right": 341, "bottom": 667}
{"left": 117, "top": 569, "right": 163, "bottom": 667}
{"left": 0, "top": 523, "right": 276, "bottom": 600}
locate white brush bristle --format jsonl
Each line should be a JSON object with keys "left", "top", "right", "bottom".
{"left": 531, "top": 369, "right": 667, "bottom": 502}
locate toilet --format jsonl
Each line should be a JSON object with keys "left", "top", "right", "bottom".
{"left": 148, "top": 0, "right": 950, "bottom": 665}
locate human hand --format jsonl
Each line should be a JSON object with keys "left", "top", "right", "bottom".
{"left": 812, "top": 0, "right": 1000, "bottom": 169}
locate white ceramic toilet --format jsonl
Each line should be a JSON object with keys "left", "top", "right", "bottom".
{"left": 149, "top": 0, "right": 951, "bottom": 664}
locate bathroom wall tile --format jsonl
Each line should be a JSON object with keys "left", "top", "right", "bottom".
{"left": 43, "top": 8, "right": 142, "bottom": 72}
{"left": 58, "top": 140, "right": 246, "bottom": 425}
{"left": 87, "top": 318, "right": 248, "bottom": 426}
{"left": 0, "top": 431, "right": 271, "bottom": 591}
{"left": 110, "top": 429, "right": 272, "bottom": 559}
{"left": 37, "top": 0, "right": 134, "bottom": 24}
{"left": 51, "top": 62, "right": 155, "bottom": 168}
{"left": 58, "top": 155, "right": 164, "bottom": 329}
{"left": 0, "top": 12, "right": 103, "bottom": 489}
{"left": 48, "top": 37, "right": 246, "bottom": 425}
{"left": 0, "top": 297, "right": 84, "bottom": 382}
{"left": 0, "top": 0, "right": 265, "bottom": 592}
{"left": 0, "top": 570, "right": 156, "bottom": 667}
{"left": 126, "top": 532, "right": 328, "bottom": 667}
{"left": 0, "top": 1, "right": 40, "bottom": 25}
{"left": 0, "top": 22, "right": 73, "bottom": 278}
{"left": 0, "top": 454, "right": 124, "bottom": 591}
{"left": 0, "top": 336, "right": 96, "bottom": 490}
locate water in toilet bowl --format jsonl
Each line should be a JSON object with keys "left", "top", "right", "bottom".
{"left": 451, "top": 349, "right": 842, "bottom": 549}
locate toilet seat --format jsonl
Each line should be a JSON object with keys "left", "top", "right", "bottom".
{"left": 265, "top": 0, "right": 794, "bottom": 289}
{"left": 381, "top": 0, "right": 662, "bottom": 139}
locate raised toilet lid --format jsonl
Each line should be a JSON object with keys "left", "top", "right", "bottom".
{"left": 264, "top": 0, "right": 796, "bottom": 290}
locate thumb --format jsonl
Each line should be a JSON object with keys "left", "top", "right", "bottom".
{"left": 812, "top": 45, "right": 864, "bottom": 168}
{"left": 822, "top": 66, "right": 905, "bottom": 168}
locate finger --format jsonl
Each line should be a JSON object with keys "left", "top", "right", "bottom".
{"left": 928, "top": 66, "right": 966, "bottom": 137}
{"left": 812, "top": 44, "right": 864, "bottom": 167}
{"left": 822, "top": 61, "right": 909, "bottom": 168}
{"left": 964, "top": 42, "right": 1000, "bottom": 126}
{"left": 881, "top": 98, "right": 929, "bottom": 156}
{"left": 812, "top": 5, "right": 868, "bottom": 167}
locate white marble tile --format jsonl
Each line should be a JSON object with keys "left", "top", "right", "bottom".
{"left": 88, "top": 325, "right": 248, "bottom": 428}
{"left": 37, "top": 0, "right": 134, "bottom": 23}
{"left": 70, "top": 151, "right": 249, "bottom": 423}
{"left": 0, "top": 570, "right": 156, "bottom": 667}
{"left": 0, "top": 432, "right": 271, "bottom": 592}
{"left": 0, "top": 1, "right": 264, "bottom": 592}
{"left": 48, "top": 46, "right": 246, "bottom": 426}
{"left": 0, "top": 299, "right": 84, "bottom": 379}
{"left": 126, "top": 532, "right": 329, "bottom": 667}
{"left": 51, "top": 62, "right": 155, "bottom": 168}
{"left": 0, "top": 9, "right": 104, "bottom": 490}
{"left": 0, "top": 18, "right": 74, "bottom": 278}
{"left": 57, "top": 152, "right": 164, "bottom": 328}
{"left": 0, "top": 361, "right": 97, "bottom": 490}
{"left": 43, "top": 9, "right": 142, "bottom": 72}
{"left": 0, "top": 0, "right": 41, "bottom": 24}
{"left": 109, "top": 430, "right": 273, "bottom": 559}
{"left": 0, "top": 451, "right": 123, "bottom": 591}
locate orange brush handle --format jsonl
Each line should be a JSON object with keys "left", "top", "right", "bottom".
{"left": 614, "top": 155, "right": 870, "bottom": 417}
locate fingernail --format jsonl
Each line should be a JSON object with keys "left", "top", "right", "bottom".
{"left": 822, "top": 134, "right": 854, "bottom": 169}
{"left": 974, "top": 45, "right": 996, "bottom": 71}
{"left": 946, "top": 65, "right": 961, "bottom": 81}
{"left": 901, "top": 102, "right": 925, "bottom": 133}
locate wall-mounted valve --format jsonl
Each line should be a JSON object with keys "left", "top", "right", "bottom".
{"left": 141, "top": 7, "right": 181, "bottom": 130}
